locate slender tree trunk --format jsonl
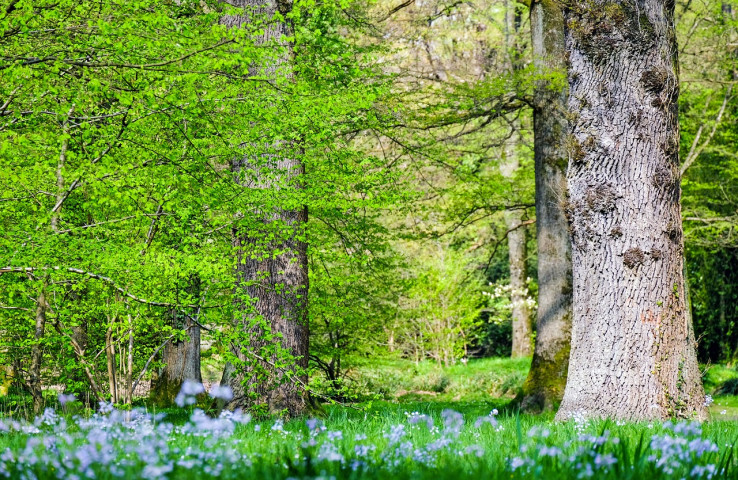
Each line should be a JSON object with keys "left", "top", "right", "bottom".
{"left": 506, "top": 205, "right": 532, "bottom": 358}
{"left": 28, "top": 116, "right": 71, "bottom": 413}
{"left": 126, "top": 313, "right": 134, "bottom": 404}
{"left": 29, "top": 290, "right": 46, "bottom": 414}
{"left": 219, "top": 0, "right": 309, "bottom": 417}
{"left": 555, "top": 0, "right": 707, "bottom": 420}
{"left": 502, "top": 0, "right": 533, "bottom": 359}
{"left": 105, "top": 325, "right": 117, "bottom": 403}
{"left": 518, "top": 0, "right": 573, "bottom": 412}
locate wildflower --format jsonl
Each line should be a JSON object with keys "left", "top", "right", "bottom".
{"left": 441, "top": 409, "right": 464, "bottom": 437}
{"left": 465, "top": 445, "right": 485, "bottom": 457}
{"left": 385, "top": 424, "right": 406, "bottom": 445}
{"left": 175, "top": 380, "right": 205, "bottom": 407}
{"left": 326, "top": 431, "right": 343, "bottom": 441}
{"left": 271, "top": 420, "right": 285, "bottom": 432}
{"left": 474, "top": 415, "right": 498, "bottom": 429}
{"left": 704, "top": 394, "right": 714, "bottom": 407}
{"left": 354, "top": 444, "right": 375, "bottom": 457}
{"left": 58, "top": 393, "right": 76, "bottom": 406}
{"left": 208, "top": 385, "right": 233, "bottom": 402}
{"left": 407, "top": 412, "right": 434, "bottom": 430}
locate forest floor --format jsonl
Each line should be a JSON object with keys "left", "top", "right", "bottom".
{"left": 2, "top": 357, "right": 738, "bottom": 479}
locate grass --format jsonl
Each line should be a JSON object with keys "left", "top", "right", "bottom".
{"left": 347, "top": 356, "right": 530, "bottom": 403}
{"left": 1, "top": 356, "right": 738, "bottom": 479}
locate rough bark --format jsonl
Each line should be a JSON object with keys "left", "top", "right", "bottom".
{"left": 555, "top": 0, "right": 707, "bottom": 420}
{"left": 518, "top": 0, "right": 573, "bottom": 413}
{"left": 152, "top": 312, "right": 202, "bottom": 405}
{"left": 152, "top": 277, "right": 203, "bottom": 405}
{"left": 219, "top": 0, "right": 309, "bottom": 417}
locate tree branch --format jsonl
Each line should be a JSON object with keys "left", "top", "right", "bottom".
{"left": 0, "top": 266, "right": 220, "bottom": 309}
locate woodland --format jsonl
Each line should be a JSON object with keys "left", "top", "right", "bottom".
{"left": 0, "top": 0, "right": 737, "bottom": 478}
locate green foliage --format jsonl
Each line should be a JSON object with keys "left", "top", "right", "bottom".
{"left": 0, "top": 0, "right": 403, "bottom": 408}
{"left": 393, "top": 245, "right": 486, "bottom": 366}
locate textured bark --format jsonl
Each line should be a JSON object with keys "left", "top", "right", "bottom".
{"left": 219, "top": 0, "right": 309, "bottom": 417}
{"left": 152, "top": 313, "right": 202, "bottom": 405}
{"left": 518, "top": 0, "right": 573, "bottom": 412}
{"left": 555, "top": 0, "right": 707, "bottom": 420}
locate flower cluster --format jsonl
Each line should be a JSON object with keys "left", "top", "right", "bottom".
{"left": 0, "top": 386, "right": 727, "bottom": 480}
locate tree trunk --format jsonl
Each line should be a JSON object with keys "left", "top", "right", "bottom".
{"left": 518, "top": 0, "right": 573, "bottom": 413}
{"left": 506, "top": 205, "right": 532, "bottom": 358}
{"left": 219, "top": 0, "right": 309, "bottom": 417}
{"left": 29, "top": 290, "right": 46, "bottom": 414}
{"left": 126, "top": 313, "right": 134, "bottom": 404}
{"left": 105, "top": 324, "right": 117, "bottom": 403}
{"left": 152, "top": 312, "right": 202, "bottom": 404}
{"left": 555, "top": 0, "right": 707, "bottom": 420}
{"left": 502, "top": 0, "right": 533, "bottom": 359}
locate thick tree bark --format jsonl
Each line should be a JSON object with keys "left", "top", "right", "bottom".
{"left": 518, "top": 0, "right": 573, "bottom": 412}
{"left": 555, "top": 0, "right": 707, "bottom": 420}
{"left": 152, "top": 277, "right": 203, "bottom": 405}
{"left": 152, "top": 313, "right": 202, "bottom": 404}
{"left": 219, "top": 0, "right": 309, "bottom": 417}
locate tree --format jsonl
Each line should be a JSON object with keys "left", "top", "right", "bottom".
{"left": 502, "top": 0, "right": 534, "bottom": 359}
{"left": 555, "top": 0, "right": 707, "bottom": 420}
{"left": 217, "top": 0, "right": 310, "bottom": 417}
{"left": 517, "top": 0, "right": 573, "bottom": 412}
{"left": 151, "top": 276, "right": 204, "bottom": 405}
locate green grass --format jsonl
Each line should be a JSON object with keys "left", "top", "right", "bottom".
{"left": 347, "top": 356, "right": 530, "bottom": 403}
{"left": 2, "top": 357, "right": 738, "bottom": 478}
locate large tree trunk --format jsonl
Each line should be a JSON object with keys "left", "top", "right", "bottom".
{"left": 219, "top": 0, "right": 309, "bottom": 417}
{"left": 152, "top": 277, "right": 203, "bottom": 405}
{"left": 152, "top": 313, "right": 202, "bottom": 405}
{"left": 518, "top": 0, "right": 573, "bottom": 412}
{"left": 555, "top": 0, "right": 707, "bottom": 420}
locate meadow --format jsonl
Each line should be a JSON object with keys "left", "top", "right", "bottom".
{"left": 1, "top": 358, "right": 737, "bottom": 479}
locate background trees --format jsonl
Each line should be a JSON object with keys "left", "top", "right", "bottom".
{"left": 0, "top": 0, "right": 736, "bottom": 420}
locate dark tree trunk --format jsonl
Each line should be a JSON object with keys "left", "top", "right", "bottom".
{"left": 219, "top": 0, "right": 309, "bottom": 417}
{"left": 518, "top": 0, "right": 573, "bottom": 412}
{"left": 152, "top": 277, "right": 203, "bottom": 405}
{"left": 152, "top": 315, "right": 202, "bottom": 404}
{"left": 555, "top": 0, "right": 707, "bottom": 420}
